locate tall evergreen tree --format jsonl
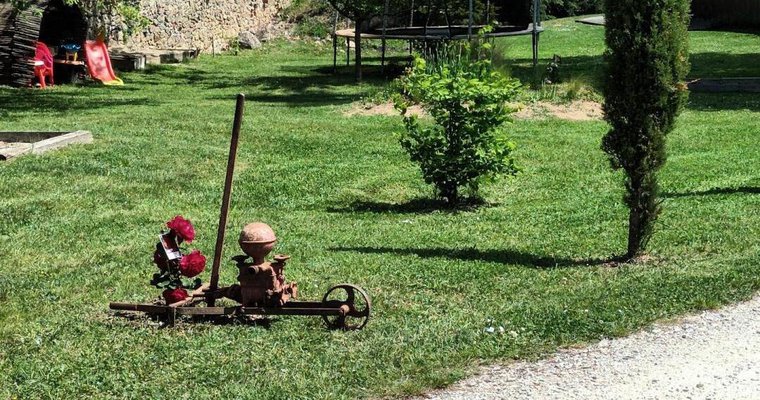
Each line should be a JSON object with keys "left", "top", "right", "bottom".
{"left": 602, "top": 0, "right": 690, "bottom": 259}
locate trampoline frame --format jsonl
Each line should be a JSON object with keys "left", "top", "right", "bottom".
{"left": 331, "top": 0, "right": 544, "bottom": 72}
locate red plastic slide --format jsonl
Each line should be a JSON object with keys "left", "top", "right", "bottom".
{"left": 84, "top": 40, "right": 123, "bottom": 85}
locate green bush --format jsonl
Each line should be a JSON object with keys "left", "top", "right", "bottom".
{"left": 395, "top": 37, "right": 521, "bottom": 204}
{"left": 602, "top": 0, "right": 690, "bottom": 258}
{"left": 283, "top": 0, "right": 334, "bottom": 38}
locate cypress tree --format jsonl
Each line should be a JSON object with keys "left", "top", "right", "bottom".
{"left": 602, "top": 0, "right": 690, "bottom": 259}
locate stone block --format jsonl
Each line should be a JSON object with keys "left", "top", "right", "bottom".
{"left": 238, "top": 31, "right": 262, "bottom": 49}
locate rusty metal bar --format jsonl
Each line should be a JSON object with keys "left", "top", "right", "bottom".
{"left": 109, "top": 303, "right": 170, "bottom": 314}
{"left": 280, "top": 301, "right": 337, "bottom": 309}
{"left": 109, "top": 303, "right": 347, "bottom": 317}
{"left": 242, "top": 307, "right": 345, "bottom": 316}
{"left": 208, "top": 94, "right": 245, "bottom": 306}
{"left": 175, "top": 306, "right": 240, "bottom": 316}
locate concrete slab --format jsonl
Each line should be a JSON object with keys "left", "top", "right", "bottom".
{"left": 576, "top": 15, "right": 605, "bottom": 26}
{"left": 0, "top": 130, "right": 92, "bottom": 160}
{"left": 109, "top": 48, "right": 199, "bottom": 71}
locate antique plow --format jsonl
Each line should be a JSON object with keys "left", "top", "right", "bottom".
{"left": 110, "top": 94, "right": 371, "bottom": 330}
{"left": 109, "top": 283, "right": 371, "bottom": 330}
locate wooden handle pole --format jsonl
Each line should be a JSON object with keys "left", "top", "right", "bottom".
{"left": 208, "top": 94, "right": 245, "bottom": 305}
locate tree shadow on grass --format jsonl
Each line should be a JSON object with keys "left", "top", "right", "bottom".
{"left": 504, "top": 52, "right": 760, "bottom": 103}
{"left": 327, "top": 197, "right": 499, "bottom": 214}
{"left": 663, "top": 186, "right": 760, "bottom": 198}
{"left": 135, "top": 65, "right": 255, "bottom": 93}
{"left": 231, "top": 64, "right": 399, "bottom": 106}
{"left": 134, "top": 63, "right": 402, "bottom": 107}
{"left": 504, "top": 55, "right": 605, "bottom": 91}
{"left": 332, "top": 246, "right": 624, "bottom": 269}
{"left": 686, "top": 92, "right": 760, "bottom": 112}
{"left": 689, "top": 52, "right": 760, "bottom": 78}
{"left": 0, "top": 89, "right": 157, "bottom": 119}
{"left": 239, "top": 91, "right": 359, "bottom": 107}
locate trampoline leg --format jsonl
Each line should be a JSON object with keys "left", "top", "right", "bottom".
{"left": 381, "top": 39, "right": 387, "bottom": 72}
{"left": 333, "top": 34, "right": 338, "bottom": 73}
{"left": 346, "top": 37, "right": 350, "bottom": 66}
{"left": 532, "top": 32, "right": 540, "bottom": 67}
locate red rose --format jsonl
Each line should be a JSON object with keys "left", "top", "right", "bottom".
{"left": 152, "top": 248, "right": 168, "bottom": 271}
{"left": 179, "top": 250, "right": 206, "bottom": 277}
{"left": 162, "top": 288, "right": 188, "bottom": 304}
{"left": 167, "top": 215, "right": 195, "bottom": 243}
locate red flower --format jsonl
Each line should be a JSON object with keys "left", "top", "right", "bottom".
{"left": 167, "top": 215, "right": 195, "bottom": 243}
{"left": 179, "top": 250, "right": 206, "bottom": 278}
{"left": 152, "top": 248, "right": 168, "bottom": 271}
{"left": 162, "top": 288, "right": 188, "bottom": 304}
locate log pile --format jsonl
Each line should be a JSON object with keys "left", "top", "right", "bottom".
{"left": 0, "top": 2, "right": 47, "bottom": 87}
{"left": 0, "top": 4, "right": 14, "bottom": 86}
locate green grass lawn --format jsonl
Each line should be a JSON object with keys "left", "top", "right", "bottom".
{"left": 496, "top": 18, "right": 760, "bottom": 95}
{"left": 1, "top": 18, "right": 758, "bottom": 399}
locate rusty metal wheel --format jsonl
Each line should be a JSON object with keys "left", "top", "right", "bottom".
{"left": 321, "top": 284, "right": 371, "bottom": 330}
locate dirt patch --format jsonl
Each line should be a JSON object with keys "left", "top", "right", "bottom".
{"left": 515, "top": 100, "right": 603, "bottom": 121}
{"left": 344, "top": 100, "right": 603, "bottom": 121}
{"left": 343, "top": 102, "right": 426, "bottom": 117}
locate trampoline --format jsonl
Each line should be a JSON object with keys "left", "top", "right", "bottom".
{"left": 330, "top": 0, "right": 544, "bottom": 73}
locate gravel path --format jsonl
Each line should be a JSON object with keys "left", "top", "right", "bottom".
{"left": 422, "top": 295, "right": 760, "bottom": 400}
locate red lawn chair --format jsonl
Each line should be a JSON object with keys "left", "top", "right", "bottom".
{"left": 34, "top": 42, "right": 54, "bottom": 88}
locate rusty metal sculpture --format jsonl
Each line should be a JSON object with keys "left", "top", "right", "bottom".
{"left": 109, "top": 94, "right": 371, "bottom": 330}
{"left": 225, "top": 222, "right": 299, "bottom": 307}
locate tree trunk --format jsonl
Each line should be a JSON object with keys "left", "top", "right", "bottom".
{"left": 354, "top": 18, "right": 362, "bottom": 81}
{"left": 626, "top": 171, "right": 657, "bottom": 260}
{"left": 627, "top": 205, "right": 642, "bottom": 260}
{"left": 442, "top": 184, "right": 458, "bottom": 206}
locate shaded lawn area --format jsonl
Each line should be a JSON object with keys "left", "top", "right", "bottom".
{"left": 498, "top": 18, "right": 760, "bottom": 92}
{"left": 1, "top": 20, "right": 759, "bottom": 399}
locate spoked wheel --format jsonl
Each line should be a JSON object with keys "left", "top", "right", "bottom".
{"left": 322, "top": 284, "right": 371, "bottom": 330}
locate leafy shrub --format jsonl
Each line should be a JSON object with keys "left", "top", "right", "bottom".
{"left": 395, "top": 36, "right": 521, "bottom": 204}
{"left": 602, "top": 0, "right": 690, "bottom": 258}
{"left": 116, "top": 2, "right": 150, "bottom": 38}
{"left": 283, "top": 0, "right": 334, "bottom": 38}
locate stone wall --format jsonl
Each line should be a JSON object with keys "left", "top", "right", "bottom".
{"left": 112, "top": 0, "right": 290, "bottom": 52}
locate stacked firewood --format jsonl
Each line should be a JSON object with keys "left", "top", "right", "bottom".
{"left": 0, "top": 4, "right": 42, "bottom": 87}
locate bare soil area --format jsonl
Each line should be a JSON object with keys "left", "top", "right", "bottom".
{"left": 343, "top": 102, "right": 425, "bottom": 117}
{"left": 344, "top": 100, "right": 603, "bottom": 121}
{"left": 514, "top": 100, "right": 603, "bottom": 121}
